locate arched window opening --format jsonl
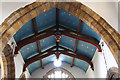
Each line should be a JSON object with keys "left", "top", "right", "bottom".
{"left": 44, "top": 68, "right": 75, "bottom": 79}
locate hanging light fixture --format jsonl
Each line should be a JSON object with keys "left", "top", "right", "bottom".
{"left": 54, "top": 59, "right": 62, "bottom": 67}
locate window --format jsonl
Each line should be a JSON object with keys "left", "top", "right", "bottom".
{"left": 44, "top": 68, "right": 75, "bottom": 79}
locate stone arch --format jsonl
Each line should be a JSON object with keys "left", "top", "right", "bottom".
{"left": 0, "top": 1, "right": 120, "bottom": 78}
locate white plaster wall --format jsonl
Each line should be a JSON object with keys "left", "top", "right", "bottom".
{"left": 81, "top": 2, "right": 119, "bottom": 33}
{"left": 14, "top": 53, "right": 24, "bottom": 78}
{"left": 86, "top": 40, "right": 118, "bottom": 78}
{"left": 100, "top": 40, "right": 118, "bottom": 69}
{"left": 86, "top": 51, "right": 107, "bottom": 78}
{"left": 0, "top": 2, "right": 33, "bottom": 25}
{"left": 30, "top": 62, "right": 87, "bottom": 78}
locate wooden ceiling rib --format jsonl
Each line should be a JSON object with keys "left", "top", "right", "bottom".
{"left": 32, "top": 18, "right": 44, "bottom": 69}
{"left": 15, "top": 25, "right": 101, "bottom": 54}
{"left": 23, "top": 45, "right": 94, "bottom": 72}
{"left": 15, "top": 9, "right": 101, "bottom": 72}
{"left": 71, "top": 20, "right": 82, "bottom": 67}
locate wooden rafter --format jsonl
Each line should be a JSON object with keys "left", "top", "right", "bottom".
{"left": 71, "top": 20, "right": 82, "bottom": 67}
{"left": 32, "top": 18, "right": 44, "bottom": 69}
{"left": 23, "top": 45, "right": 94, "bottom": 72}
{"left": 23, "top": 46, "right": 57, "bottom": 72}
{"left": 15, "top": 26, "right": 56, "bottom": 53}
{"left": 15, "top": 25, "right": 101, "bottom": 54}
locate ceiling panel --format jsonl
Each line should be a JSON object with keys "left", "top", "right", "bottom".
{"left": 59, "top": 9, "right": 79, "bottom": 31}
{"left": 36, "top": 8, "right": 56, "bottom": 33}
{"left": 14, "top": 20, "right": 35, "bottom": 42}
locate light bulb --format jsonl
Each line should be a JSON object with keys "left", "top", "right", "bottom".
{"left": 54, "top": 59, "right": 62, "bottom": 67}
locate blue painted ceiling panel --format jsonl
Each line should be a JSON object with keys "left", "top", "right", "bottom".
{"left": 27, "top": 54, "right": 56, "bottom": 74}
{"left": 36, "top": 8, "right": 56, "bottom": 33}
{"left": 80, "top": 22, "right": 101, "bottom": 41}
{"left": 59, "top": 54, "right": 89, "bottom": 72}
{"left": 40, "top": 36, "right": 56, "bottom": 52}
{"left": 14, "top": 20, "right": 35, "bottom": 42}
{"left": 13, "top": 8, "right": 102, "bottom": 75}
{"left": 59, "top": 35, "right": 76, "bottom": 50}
{"left": 27, "top": 60, "right": 41, "bottom": 74}
{"left": 59, "top": 9, "right": 79, "bottom": 31}
{"left": 20, "top": 42, "right": 39, "bottom": 60}
{"left": 76, "top": 40, "right": 97, "bottom": 59}
{"left": 73, "top": 58, "right": 89, "bottom": 72}
{"left": 42, "top": 54, "right": 56, "bottom": 66}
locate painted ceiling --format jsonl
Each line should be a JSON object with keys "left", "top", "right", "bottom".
{"left": 14, "top": 8, "right": 101, "bottom": 74}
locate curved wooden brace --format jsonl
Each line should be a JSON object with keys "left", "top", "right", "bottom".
{"left": 15, "top": 26, "right": 101, "bottom": 54}
{"left": 23, "top": 46, "right": 94, "bottom": 72}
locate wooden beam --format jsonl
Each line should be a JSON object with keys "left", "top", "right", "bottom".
{"left": 71, "top": 20, "right": 82, "bottom": 67}
{"left": 15, "top": 25, "right": 101, "bottom": 54}
{"left": 36, "top": 41, "right": 44, "bottom": 69}
{"left": 32, "top": 18, "right": 38, "bottom": 34}
{"left": 32, "top": 18, "right": 44, "bottom": 69}
{"left": 60, "top": 26, "right": 101, "bottom": 51}
{"left": 23, "top": 46, "right": 94, "bottom": 71}
{"left": 56, "top": 8, "right": 59, "bottom": 27}
{"left": 23, "top": 46, "right": 57, "bottom": 72}
{"left": 15, "top": 26, "right": 56, "bottom": 54}
{"left": 23, "top": 45, "right": 94, "bottom": 72}
{"left": 58, "top": 45, "right": 94, "bottom": 70}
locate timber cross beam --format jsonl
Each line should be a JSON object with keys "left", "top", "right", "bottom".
{"left": 23, "top": 45, "right": 94, "bottom": 72}
{"left": 15, "top": 25, "right": 101, "bottom": 54}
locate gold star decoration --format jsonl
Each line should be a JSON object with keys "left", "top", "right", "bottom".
{"left": 43, "top": 40, "right": 45, "bottom": 43}
{"left": 64, "top": 12, "right": 66, "bottom": 14}
{"left": 35, "top": 61, "right": 38, "bottom": 63}
{"left": 77, "top": 60, "right": 79, "bottom": 62}
{"left": 92, "top": 30, "right": 94, "bottom": 32}
{"left": 44, "top": 9, "right": 46, "bottom": 12}
{"left": 85, "top": 64, "right": 88, "bottom": 66}
{"left": 27, "top": 48, "right": 29, "bottom": 50}
{"left": 81, "top": 44, "right": 84, "bottom": 46}
{"left": 86, "top": 28, "right": 88, "bottom": 29}
{"left": 45, "top": 14, "right": 47, "bottom": 16}
{"left": 67, "top": 56, "right": 70, "bottom": 58}
{"left": 76, "top": 64, "right": 78, "bottom": 65}
{"left": 70, "top": 40, "right": 72, "bottom": 42}
{"left": 69, "top": 14, "right": 71, "bottom": 16}
{"left": 24, "top": 54, "right": 26, "bottom": 56}
{"left": 92, "top": 49, "right": 94, "bottom": 51}
{"left": 30, "top": 69, "right": 32, "bottom": 71}
{"left": 84, "top": 68, "right": 86, "bottom": 70}
{"left": 67, "top": 60, "right": 69, "bottom": 62}
{"left": 86, "top": 46, "right": 88, "bottom": 48}
{"left": 31, "top": 45, "right": 34, "bottom": 47}
{"left": 45, "top": 61, "right": 47, "bottom": 63}
{"left": 73, "top": 22, "right": 75, "bottom": 24}
{"left": 27, "top": 28, "right": 29, "bottom": 30}
{"left": 50, "top": 11, "right": 53, "bottom": 14}
{"left": 40, "top": 23, "right": 43, "bottom": 25}
{"left": 21, "top": 31, "right": 23, "bottom": 33}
